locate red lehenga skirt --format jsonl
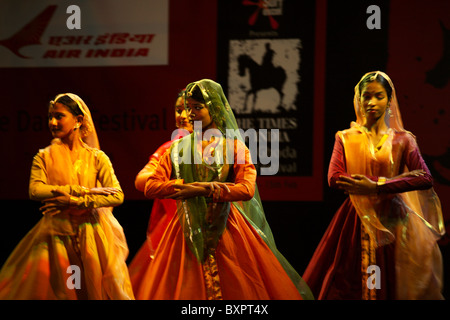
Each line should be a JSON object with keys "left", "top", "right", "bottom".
{"left": 302, "top": 198, "right": 396, "bottom": 300}
{"left": 128, "top": 198, "right": 177, "bottom": 294}
{"left": 134, "top": 205, "right": 303, "bottom": 300}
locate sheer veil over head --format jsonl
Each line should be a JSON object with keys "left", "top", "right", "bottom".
{"left": 353, "top": 71, "right": 404, "bottom": 131}
{"left": 50, "top": 93, "right": 100, "bottom": 149}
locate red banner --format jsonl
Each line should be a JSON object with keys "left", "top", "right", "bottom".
{"left": 387, "top": 0, "right": 450, "bottom": 241}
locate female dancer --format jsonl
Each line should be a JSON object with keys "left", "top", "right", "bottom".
{"left": 0, "top": 93, "right": 134, "bottom": 299}
{"left": 135, "top": 79, "right": 313, "bottom": 300}
{"left": 303, "top": 71, "right": 445, "bottom": 300}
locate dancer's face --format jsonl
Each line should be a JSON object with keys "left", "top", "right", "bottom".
{"left": 175, "top": 96, "right": 193, "bottom": 132}
{"left": 48, "top": 102, "right": 82, "bottom": 142}
{"left": 186, "top": 97, "right": 213, "bottom": 130}
{"left": 360, "top": 81, "right": 389, "bottom": 122}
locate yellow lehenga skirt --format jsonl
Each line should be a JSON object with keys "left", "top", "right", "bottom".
{"left": 0, "top": 208, "right": 134, "bottom": 300}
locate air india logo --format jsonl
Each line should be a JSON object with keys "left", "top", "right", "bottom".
{"left": 0, "top": 1, "right": 168, "bottom": 67}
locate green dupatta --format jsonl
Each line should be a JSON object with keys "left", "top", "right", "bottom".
{"left": 169, "top": 79, "right": 313, "bottom": 299}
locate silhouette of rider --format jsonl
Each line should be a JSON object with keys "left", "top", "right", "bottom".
{"left": 261, "top": 43, "right": 275, "bottom": 72}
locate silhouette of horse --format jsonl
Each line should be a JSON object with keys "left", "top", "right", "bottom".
{"left": 237, "top": 54, "right": 286, "bottom": 113}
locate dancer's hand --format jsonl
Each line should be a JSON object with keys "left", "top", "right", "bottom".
{"left": 190, "top": 182, "right": 233, "bottom": 196}
{"left": 39, "top": 189, "right": 71, "bottom": 215}
{"left": 89, "top": 187, "right": 120, "bottom": 195}
{"left": 336, "top": 174, "right": 377, "bottom": 194}
{"left": 397, "top": 169, "right": 426, "bottom": 179}
{"left": 167, "top": 184, "right": 208, "bottom": 200}
{"left": 167, "top": 182, "right": 232, "bottom": 200}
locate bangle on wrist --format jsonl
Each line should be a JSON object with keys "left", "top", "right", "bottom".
{"left": 80, "top": 186, "right": 89, "bottom": 196}
{"left": 376, "top": 177, "right": 386, "bottom": 194}
{"left": 69, "top": 196, "right": 79, "bottom": 206}
{"left": 212, "top": 187, "right": 221, "bottom": 202}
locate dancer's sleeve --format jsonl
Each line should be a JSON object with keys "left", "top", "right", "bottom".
{"left": 29, "top": 152, "right": 75, "bottom": 200}
{"left": 215, "top": 140, "right": 256, "bottom": 202}
{"left": 327, "top": 133, "right": 378, "bottom": 189}
{"left": 144, "top": 149, "right": 183, "bottom": 199}
{"left": 135, "top": 141, "right": 173, "bottom": 192}
{"left": 65, "top": 151, "right": 124, "bottom": 209}
{"left": 377, "top": 133, "right": 433, "bottom": 194}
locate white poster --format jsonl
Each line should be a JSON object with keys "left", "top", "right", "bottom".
{"left": 0, "top": 0, "right": 168, "bottom": 67}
